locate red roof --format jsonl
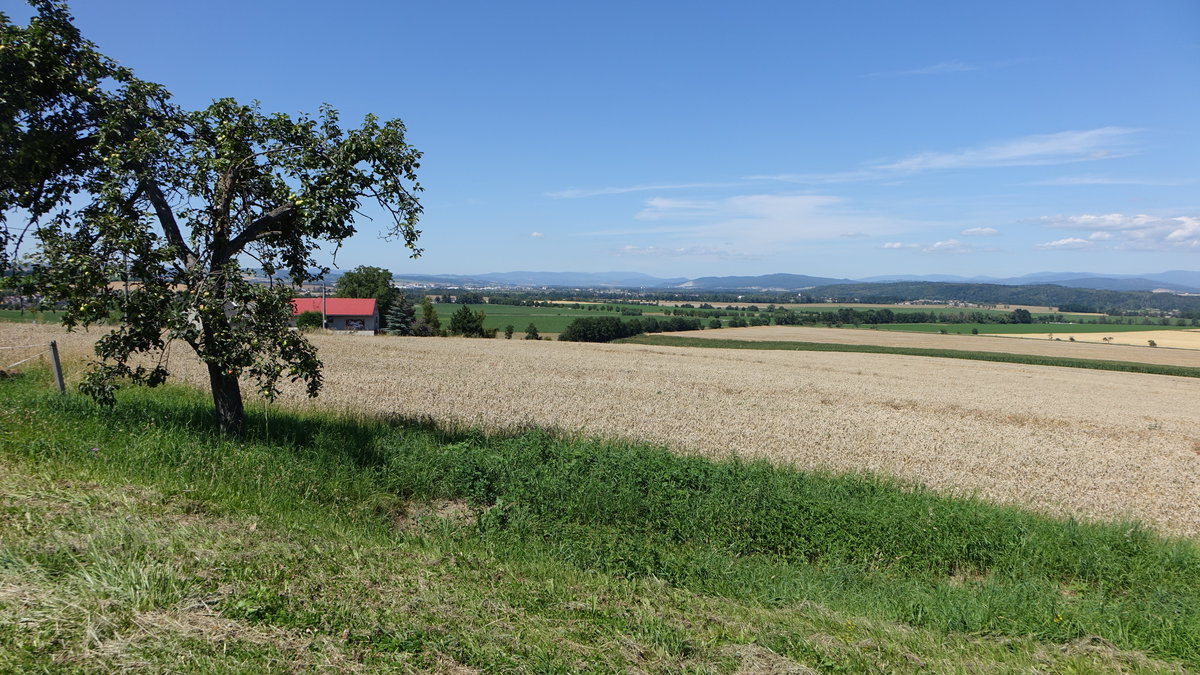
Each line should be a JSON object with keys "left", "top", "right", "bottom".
{"left": 291, "top": 298, "right": 376, "bottom": 316}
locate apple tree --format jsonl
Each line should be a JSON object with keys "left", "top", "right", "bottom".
{"left": 1, "top": 2, "right": 423, "bottom": 436}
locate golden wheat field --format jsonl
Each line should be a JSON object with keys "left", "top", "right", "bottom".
{"left": 992, "top": 329, "right": 1200, "bottom": 350}
{"left": 665, "top": 324, "right": 1200, "bottom": 367}
{"left": 4, "top": 321, "right": 1199, "bottom": 537}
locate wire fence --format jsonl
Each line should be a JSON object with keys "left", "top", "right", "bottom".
{"left": 3, "top": 343, "right": 50, "bottom": 370}
{"left": 3, "top": 340, "right": 66, "bottom": 393}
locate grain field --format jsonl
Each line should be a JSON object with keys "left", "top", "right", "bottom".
{"left": 994, "top": 328, "right": 1200, "bottom": 350}
{"left": 5, "top": 322, "right": 1199, "bottom": 537}
{"left": 666, "top": 325, "right": 1200, "bottom": 367}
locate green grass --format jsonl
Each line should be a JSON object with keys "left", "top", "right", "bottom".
{"left": 621, "top": 334, "right": 1200, "bottom": 378}
{"left": 876, "top": 322, "right": 1190, "bottom": 334}
{"left": 1, "top": 372, "right": 1197, "bottom": 671}
{"left": 0, "top": 309, "right": 65, "bottom": 323}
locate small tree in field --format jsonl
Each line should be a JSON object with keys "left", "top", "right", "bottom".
{"left": 419, "top": 297, "right": 440, "bottom": 332}
{"left": 1, "top": 4, "right": 423, "bottom": 436}
{"left": 384, "top": 294, "right": 416, "bottom": 335}
{"left": 524, "top": 323, "right": 540, "bottom": 340}
{"left": 504, "top": 324, "right": 514, "bottom": 339}
{"left": 295, "top": 311, "right": 323, "bottom": 332}
{"left": 448, "top": 304, "right": 488, "bottom": 337}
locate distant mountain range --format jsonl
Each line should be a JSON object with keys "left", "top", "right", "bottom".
{"left": 391, "top": 271, "right": 688, "bottom": 288}
{"left": 390, "top": 270, "right": 1200, "bottom": 294}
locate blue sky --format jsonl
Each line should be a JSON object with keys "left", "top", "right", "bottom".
{"left": 18, "top": 1, "right": 1200, "bottom": 279}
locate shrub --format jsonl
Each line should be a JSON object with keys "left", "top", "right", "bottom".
{"left": 295, "top": 311, "right": 323, "bottom": 331}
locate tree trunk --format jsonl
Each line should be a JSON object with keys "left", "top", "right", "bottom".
{"left": 207, "top": 361, "right": 245, "bottom": 438}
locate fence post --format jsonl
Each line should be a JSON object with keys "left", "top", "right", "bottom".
{"left": 48, "top": 340, "right": 65, "bottom": 395}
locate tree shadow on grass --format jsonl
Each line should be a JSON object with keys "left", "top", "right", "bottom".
{"left": 93, "top": 382, "right": 490, "bottom": 474}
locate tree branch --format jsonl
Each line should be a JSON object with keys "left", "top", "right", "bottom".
{"left": 218, "top": 203, "right": 294, "bottom": 263}
{"left": 140, "top": 178, "right": 197, "bottom": 267}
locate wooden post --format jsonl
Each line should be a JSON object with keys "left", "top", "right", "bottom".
{"left": 48, "top": 340, "right": 65, "bottom": 395}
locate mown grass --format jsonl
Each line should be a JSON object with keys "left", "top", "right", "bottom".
{"left": 1, "top": 371, "right": 1197, "bottom": 671}
{"left": 621, "top": 334, "right": 1200, "bottom": 378}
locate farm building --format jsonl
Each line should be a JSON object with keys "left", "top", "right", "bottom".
{"left": 291, "top": 298, "right": 378, "bottom": 333}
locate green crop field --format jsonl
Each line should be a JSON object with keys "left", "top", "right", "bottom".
{"left": 876, "top": 322, "right": 1190, "bottom": 335}
{"left": 0, "top": 309, "right": 64, "bottom": 323}
{"left": 431, "top": 303, "right": 643, "bottom": 334}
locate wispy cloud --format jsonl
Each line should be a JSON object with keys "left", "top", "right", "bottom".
{"left": 882, "top": 242, "right": 919, "bottom": 249}
{"left": 872, "top": 60, "right": 979, "bottom": 77}
{"left": 633, "top": 194, "right": 845, "bottom": 223}
{"left": 923, "top": 239, "right": 974, "bottom": 254}
{"left": 1040, "top": 213, "right": 1200, "bottom": 250}
{"left": 597, "top": 193, "right": 911, "bottom": 258}
{"left": 612, "top": 245, "right": 755, "bottom": 259}
{"left": 961, "top": 227, "right": 999, "bottom": 236}
{"left": 1032, "top": 175, "right": 1196, "bottom": 186}
{"left": 754, "top": 127, "right": 1140, "bottom": 185}
{"left": 1037, "top": 237, "right": 1092, "bottom": 250}
{"left": 629, "top": 194, "right": 901, "bottom": 243}
{"left": 529, "top": 231, "right": 544, "bottom": 238}
{"left": 546, "top": 182, "right": 735, "bottom": 199}
{"left": 746, "top": 170, "right": 878, "bottom": 184}
{"left": 874, "top": 127, "right": 1139, "bottom": 173}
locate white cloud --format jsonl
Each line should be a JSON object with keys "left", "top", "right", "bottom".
{"left": 546, "top": 182, "right": 735, "bottom": 199}
{"left": 882, "top": 242, "right": 919, "bottom": 249}
{"left": 1042, "top": 213, "right": 1163, "bottom": 231}
{"left": 1040, "top": 213, "right": 1200, "bottom": 250}
{"left": 1037, "top": 237, "right": 1093, "bottom": 250}
{"left": 613, "top": 245, "right": 752, "bottom": 259}
{"left": 923, "top": 239, "right": 973, "bottom": 254}
{"left": 961, "top": 227, "right": 998, "bottom": 236}
{"left": 875, "top": 127, "right": 1138, "bottom": 173}
{"left": 529, "top": 231, "right": 544, "bottom": 238}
